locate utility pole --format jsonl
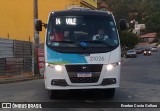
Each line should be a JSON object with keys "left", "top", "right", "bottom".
{"left": 32, "top": 0, "right": 39, "bottom": 76}
{"left": 34, "top": 0, "right": 38, "bottom": 19}
{"left": 34, "top": 0, "right": 39, "bottom": 45}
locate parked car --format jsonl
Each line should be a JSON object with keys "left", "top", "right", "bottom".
{"left": 144, "top": 48, "right": 151, "bottom": 55}
{"left": 125, "top": 50, "right": 137, "bottom": 58}
{"left": 135, "top": 48, "right": 143, "bottom": 54}
{"left": 151, "top": 46, "right": 157, "bottom": 52}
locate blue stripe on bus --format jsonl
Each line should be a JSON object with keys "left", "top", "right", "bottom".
{"left": 47, "top": 47, "right": 87, "bottom": 64}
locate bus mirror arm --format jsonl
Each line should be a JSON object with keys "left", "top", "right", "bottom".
{"left": 42, "top": 23, "right": 47, "bottom": 29}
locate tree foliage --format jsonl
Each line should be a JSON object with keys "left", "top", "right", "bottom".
{"left": 120, "top": 31, "right": 139, "bottom": 48}
{"left": 104, "top": 0, "right": 160, "bottom": 33}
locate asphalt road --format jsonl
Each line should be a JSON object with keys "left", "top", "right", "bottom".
{"left": 0, "top": 46, "right": 160, "bottom": 111}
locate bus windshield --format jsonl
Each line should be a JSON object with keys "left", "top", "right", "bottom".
{"left": 46, "top": 15, "right": 119, "bottom": 53}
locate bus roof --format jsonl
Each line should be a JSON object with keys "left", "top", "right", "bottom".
{"left": 50, "top": 8, "right": 112, "bottom": 17}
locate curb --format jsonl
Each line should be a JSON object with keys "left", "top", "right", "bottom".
{"left": 0, "top": 76, "right": 43, "bottom": 84}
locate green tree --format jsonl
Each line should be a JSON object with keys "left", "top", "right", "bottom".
{"left": 144, "top": 12, "right": 160, "bottom": 33}
{"left": 104, "top": 0, "right": 160, "bottom": 33}
{"left": 120, "top": 31, "right": 139, "bottom": 49}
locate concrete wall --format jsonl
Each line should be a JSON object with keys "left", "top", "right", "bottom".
{"left": 0, "top": 38, "right": 32, "bottom": 75}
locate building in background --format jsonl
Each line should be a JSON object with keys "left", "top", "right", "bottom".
{"left": 140, "top": 33, "right": 157, "bottom": 43}
{"left": 130, "top": 20, "right": 145, "bottom": 36}
{"left": 0, "top": 0, "right": 97, "bottom": 43}
{"left": 133, "top": 23, "right": 146, "bottom": 36}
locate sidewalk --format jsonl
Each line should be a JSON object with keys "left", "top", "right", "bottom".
{"left": 0, "top": 73, "right": 43, "bottom": 84}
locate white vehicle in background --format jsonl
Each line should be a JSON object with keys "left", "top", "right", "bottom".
{"left": 35, "top": 8, "right": 127, "bottom": 99}
{"left": 151, "top": 46, "right": 157, "bottom": 52}
{"left": 125, "top": 50, "right": 137, "bottom": 58}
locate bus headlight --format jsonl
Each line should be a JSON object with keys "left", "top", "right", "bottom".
{"left": 45, "top": 63, "right": 63, "bottom": 72}
{"left": 45, "top": 63, "right": 49, "bottom": 66}
{"left": 55, "top": 65, "right": 62, "bottom": 72}
{"left": 107, "top": 62, "right": 121, "bottom": 71}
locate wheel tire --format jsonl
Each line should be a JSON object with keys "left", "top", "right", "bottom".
{"left": 48, "top": 90, "right": 59, "bottom": 99}
{"left": 103, "top": 88, "right": 115, "bottom": 98}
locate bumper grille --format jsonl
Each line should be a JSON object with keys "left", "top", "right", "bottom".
{"left": 69, "top": 77, "right": 98, "bottom": 83}
{"left": 65, "top": 64, "right": 103, "bottom": 83}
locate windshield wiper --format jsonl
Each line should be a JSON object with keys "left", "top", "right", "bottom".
{"left": 84, "top": 41, "right": 114, "bottom": 48}
{"left": 52, "top": 41, "right": 86, "bottom": 50}
{"left": 72, "top": 41, "right": 86, "bottom": 50}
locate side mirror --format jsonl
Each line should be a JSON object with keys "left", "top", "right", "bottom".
{"left": 35, "top": 19, "right": 42, "bottom": 31}
{"left": 119, "top": 19, "right": 127, "bottom": 31}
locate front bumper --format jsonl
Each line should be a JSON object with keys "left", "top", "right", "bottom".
{"left": 44, "top": 64, "right": 120, "bottom": 90}
{"left": 51, "top": 78, "right": 116, "bottom": 86}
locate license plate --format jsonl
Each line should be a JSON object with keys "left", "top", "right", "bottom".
{"left": 77, "top": 72, "right": 92, "bottom": 77}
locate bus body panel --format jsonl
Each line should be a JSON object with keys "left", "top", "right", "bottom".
{"left": 44, "top": 46, "right": 121, "bottom": 90}
{"left": 44, "top": 9, "right": 121, "bottom": 91}
{"left": 46, "top": 47, "right": 111, "bottom": 64}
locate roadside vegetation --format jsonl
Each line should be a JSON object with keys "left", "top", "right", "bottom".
{"left": 103, "top": 0, "right": 160, "bottom": 47}
{"left": 105, "top": 0, "right": 160, "bottom": 33}
{"left": 119, "top": 31, "right": 139, "bottom": 49}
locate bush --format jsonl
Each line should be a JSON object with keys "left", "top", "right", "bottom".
{"left": 156, "top": 41, "right": 160, "bottom": 46}
{"left": 119, "top": 31, "right": 139, "bottom": 49}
